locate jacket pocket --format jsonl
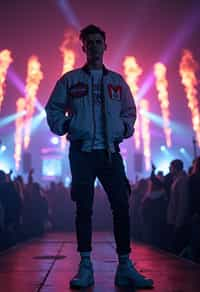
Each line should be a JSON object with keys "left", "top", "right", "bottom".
{"left": 108, "top": 112, "right": 124, "bottom": 141}
{"left": 68, "top": 113, "right": 92, "bottom": 140}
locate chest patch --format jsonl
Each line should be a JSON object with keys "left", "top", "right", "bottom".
{"left": 108, "top": 84, "right": 121, "bottom": 101}
{"left": 69, "top": 82, "right": 88, "bottom": 98}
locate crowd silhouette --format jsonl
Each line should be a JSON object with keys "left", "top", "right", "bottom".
{"left": 0, "top": 156, "right": 199, "bottom": 263}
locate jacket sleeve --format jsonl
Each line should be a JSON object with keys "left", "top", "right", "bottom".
{"left": 121, "top": 79, "right": 137, "bottom": 138}
{"left": 45, "top": 77, "right": 71, "bottom": 136}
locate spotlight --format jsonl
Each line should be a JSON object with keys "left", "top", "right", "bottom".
{"left": 50, "top": 136, "right": 59, "bottom": 145}
{"left": 160, "top": 145, "right": 166, "bottom": 152}
{"left": 0, "top": 145, "right": 6, "bottom": 152}
{"left": 179, "top": 147, "right": 185, "bottom": 154}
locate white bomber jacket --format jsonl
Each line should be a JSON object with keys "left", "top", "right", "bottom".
{"left": 45, "top": 65, "right": 137, "bottom": 151}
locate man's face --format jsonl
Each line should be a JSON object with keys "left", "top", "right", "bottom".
{"left": 82, "top": 33, "right": 106, "bottom": 63}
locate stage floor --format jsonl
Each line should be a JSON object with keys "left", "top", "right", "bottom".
{"left": 0, "top": 232, "right": 199, "bottom": 291}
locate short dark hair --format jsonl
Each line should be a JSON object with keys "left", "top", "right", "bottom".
{"left": 80, "top": 24, "right": 106, "bottom": 43}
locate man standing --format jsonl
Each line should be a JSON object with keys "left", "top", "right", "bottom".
{"left": 45, "top": 24, "right": 153, "bottom": 289}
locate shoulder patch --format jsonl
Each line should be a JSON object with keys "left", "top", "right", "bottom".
{"left": 69, "top": 82, "right": 88, "bottom": 98}
{"left": 108, "top": 84, "right": 122, "bottom": 101}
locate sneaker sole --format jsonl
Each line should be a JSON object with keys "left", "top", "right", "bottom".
{"left": 115, "top": 277, "right": 153, "bottom": 289}
{"left": 115, "top": 277, "right": 135, "bottom": 288}
{"left": 70, "top": 280, "right": 94, "bottom": 289}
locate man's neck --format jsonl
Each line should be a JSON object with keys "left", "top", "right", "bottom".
{"left": 87, "top": 62, "right": 103, "bottom": 70}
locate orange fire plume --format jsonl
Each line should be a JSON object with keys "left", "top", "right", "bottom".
{"left": 59, "top": 30, "right": 77, "bottom": 150}
{"left": 0, "top": 49, "right": 13, "bottom": 112}
{"left": 24, "top": 56, "right": 43, "bottom": 149}
{"left": 179, "top": 50, "right": 200, "bottom": 146}
{"left": 154, "top": 63, "right": 172, "bottom": 147}
{"left": 123, "top": 56, "right": 142, "bottom": 149}
{"left": 140, "top": 99, "right": 151, "bottom": 171}
{"left": 14, "top": 98, "right": 26, "bottom": 170}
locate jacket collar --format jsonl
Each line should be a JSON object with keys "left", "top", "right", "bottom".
{"left": 81, "top": 64, "right": 109, "bottom": 75}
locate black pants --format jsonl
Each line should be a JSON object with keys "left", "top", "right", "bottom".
{"left": 69, "top": 145, "right": 131, "bottom": 255}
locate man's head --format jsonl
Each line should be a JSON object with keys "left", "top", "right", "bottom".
{"left": 80, "top": 24, "right": 107, "bottom": 67}
{"left": 169, "top": 159, "right": 184, "bottom": 176}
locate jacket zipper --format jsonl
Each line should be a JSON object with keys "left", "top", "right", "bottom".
{"left": 101, "top": 78, "right": 112, "bottom": 162}
{"left": 91, "top": 75, "right": 96, "bottom": 149}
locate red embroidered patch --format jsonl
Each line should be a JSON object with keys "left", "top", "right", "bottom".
{"left": 108, "top": 84, "right": 121, "bottom": 100}
{"left": 69, "top": 82, "right": 88, "bottom": 98}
